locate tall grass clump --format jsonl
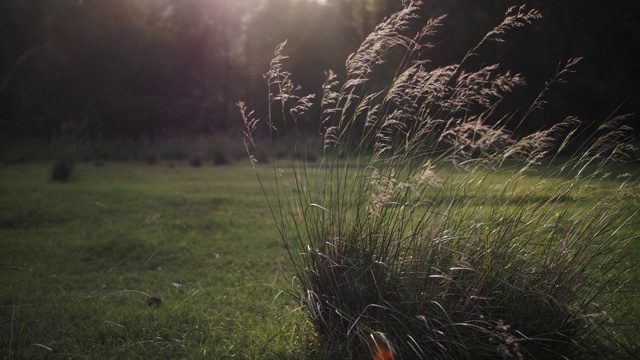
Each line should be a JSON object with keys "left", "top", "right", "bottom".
{"left": 51, "top": 157, "right": 75, "bottom": 182}
{"left": 240, "top": 2, "right": 639, "bottom": 359}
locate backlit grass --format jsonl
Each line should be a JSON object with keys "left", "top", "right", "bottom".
{"left": 240, "top": 2, "right": 639, "bottom": 357}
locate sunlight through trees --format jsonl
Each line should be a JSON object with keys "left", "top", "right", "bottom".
{"left": 1, "top": 0, "right": 638, "bottom": 142}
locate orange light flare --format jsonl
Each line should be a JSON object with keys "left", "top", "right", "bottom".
{"left": 370, "top": 332, "right": 395, "bottom": 360}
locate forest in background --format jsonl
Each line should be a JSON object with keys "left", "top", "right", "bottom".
{"left": 1, "top": 0, "right": 639, "bottom": 144}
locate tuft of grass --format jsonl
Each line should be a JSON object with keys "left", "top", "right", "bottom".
{"left": 213, "top": 147, "right": 233, "bottom": 166}
{"left": 241, "top": 1, "right": 639, "bottom": 359}
{"left": 51, "top": 158, "right": 75, "bottom": 182}
{"left": 189, "top": 155, "right": 203, "bottom": 167}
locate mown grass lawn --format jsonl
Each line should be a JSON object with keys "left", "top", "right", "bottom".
{"left": 1, "top": 161, "right": 638, "bottom": 359}
{"left": 0, "top": 162, "right": 313, "bottom": 359}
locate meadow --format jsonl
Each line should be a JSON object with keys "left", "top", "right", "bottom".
{"left": 2, "top": 4, "right": 640, "bottom": 358}
{"left": 0, "top": 159, "right": 638, "bottom": 359}
{"left": 0, "top": 161, "right": 313, "bottom": 359}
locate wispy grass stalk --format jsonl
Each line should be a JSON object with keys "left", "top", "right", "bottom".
{"left": 240, "top": 1, "right": 639, "bottom": 359}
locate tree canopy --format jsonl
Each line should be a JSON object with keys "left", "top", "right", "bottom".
{"left": 1, "top": 0, "right": 638, "bottom": 142}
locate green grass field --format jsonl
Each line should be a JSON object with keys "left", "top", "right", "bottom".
{"left": 1, "top": 161, "right": 638, "bottom": 359}
{"left": 0, "top": 162, "right": 315, "bottom": 359}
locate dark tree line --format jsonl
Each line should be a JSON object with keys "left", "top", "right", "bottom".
{"left": 1, "top": 0, "right": 638, "bottom": 143}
